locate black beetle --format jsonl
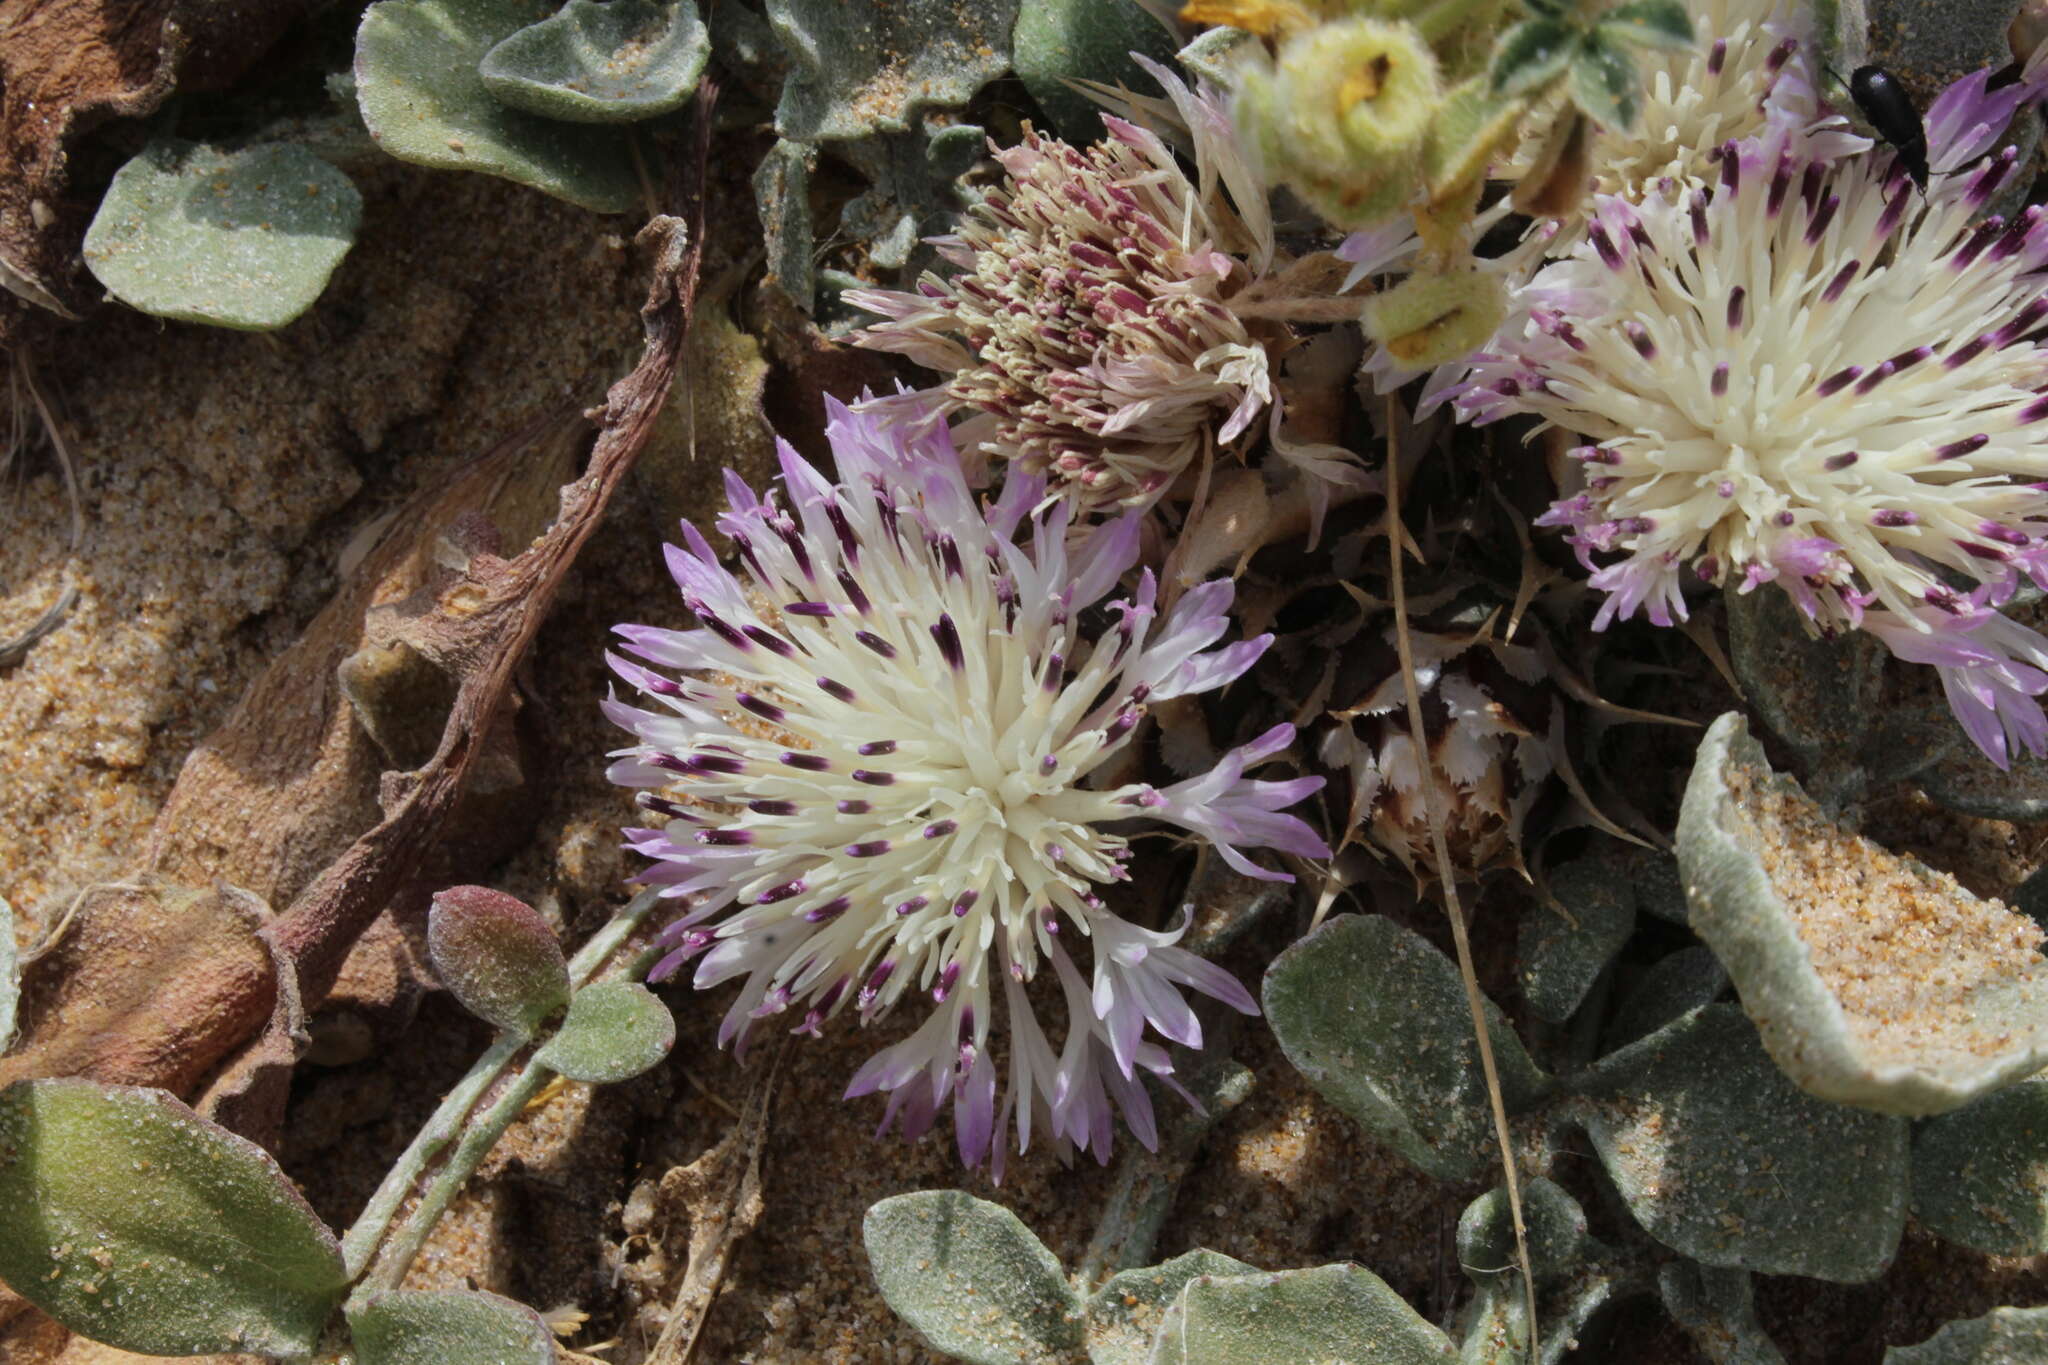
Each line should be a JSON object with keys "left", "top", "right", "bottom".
{"left": 1849, "top": 65, "right": 1930, "bottom": 190}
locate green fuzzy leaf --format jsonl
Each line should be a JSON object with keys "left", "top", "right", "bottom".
{"left": 81, "top": 140, "right": 360, "bottom": 331}
{"left": 1085, "top": 1250, "right": 1254, "bottom": 1365}
{"left": 1888, "top": 1306, "right": 2048, "bottom": 1362}
{"left": 863, "top": 1191, "right": 1082, "bottom": 1364}
{"left": 1519, "top": 852, "right": 1637, "bottom": 1024}
{"left": 1013, "top": 0, "right": 1179, "bottom": 143}
{"left": 1580, "top": 1005, "right": 1908, "bottom": 1282}
{"left": 1423, "top": 75, "right": 1529, "bottom": 205}
{"left": 534, "top": 980, "right": 675, "bottom": 1083}
{"left": 356, "top": 0, "right": 637, "bottom": 212}
{"left": 349, "top": 1288, "right": 556, "bottom": 1364}
{"left": 1264, "top": 915, "right": 1550, "bottom": 1181}
{"left": 1489, "top": 20, "right": 1577, "bottom": 97}
{"left": 1150, "top": 1263, "right": 1453, "bottom": 1364}
{"left": 479, "top": 0, "right": 709, "bottom": 123}
{"left": 427, "top": 885, "right": 570, "bottom": 1037}
{"left": 0, "top": 1079, "right": 346, "bottom": 1356}
{"left": 1567, "top": 34, "right": 1639, "bottom": 130}
{"left": 1596, "top": 0, "right": 1695, "bottom": 52}
{"left": 1912, "top": 1079, "right": 2048, "bottom": 1255}
{"left": 768, "top": 0, "right": 1019, "bottom": 142}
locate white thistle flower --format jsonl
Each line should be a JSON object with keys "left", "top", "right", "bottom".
{"left": 605, "top": 400, "right": 1327, "bottom": 1168}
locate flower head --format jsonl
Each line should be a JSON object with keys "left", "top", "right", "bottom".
{"left": 847, "top": 94, "right": 1273, "bottom": 517}
{"left": 605, "top": 400, "right": 1327, "bottom": 1168}
{"left": 1458, "top": 63, "right": 2048, "bottom": 764}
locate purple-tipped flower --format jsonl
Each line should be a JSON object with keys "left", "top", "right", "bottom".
{"left": 845, "top": 77, "right": 1273, "bottom": 516}
{"left": 1457, "top": 61, "right": 2048, "bottom": 767}
{"left": 605, "top": 399, "right": 1327, "bottom": 1170}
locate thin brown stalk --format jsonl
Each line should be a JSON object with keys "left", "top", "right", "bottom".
{"left": 1384, "top": 397, "right": 1537, "bottom": 1360}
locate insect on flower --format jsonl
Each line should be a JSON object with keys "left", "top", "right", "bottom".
{"left": 604, "top": 400, "right": 1328, "bottom": 1170}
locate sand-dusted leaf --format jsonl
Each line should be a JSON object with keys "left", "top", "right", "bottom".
{"left": 534, "top": 980, "right": 674, "bottom": 1083}
{"left": 426, "top": 885, "right": 568, "bottom": 1036}
{"left": 1658, "top": 1263, "right": 1784, "bottom": 1365}
{"left": 0, "top": 1078, "right": 345, "bottom": 1355}
{"left": 1013, "top": 0, "right": 1179, "bottom": 142}
{"left": 1888, "top": 1306, "right": 2048, "bottom": 1362}
{"left": 1578, "top": 1004, "right": 1908, "bottom": 1281}
{"left": 1458, "top": 1178, "right": 1596, "bottom": 1289}
{"left": 479, "top": 0, "right": 709, "bottom": 123}
{"left": 349, "top": 1288, "right": 554, "bottom": 1364}
{"left": 1149, "top": 1263, "right": 1453, "bottom": 1364}
{"left": 1911, "top": 1079, "right": 2048, "bottom": 1255}
{"left": 1679, "top": 712, "right": 2048, "bottom": 1115}
{"left": 1520, "top": 851, "right": 1636, "bottom": 1024}
{"left": 82, "top": 140, "right": 361, "bottom": 330}
{"left": 1264, "top": 914, "right": 1551, "bottom": 1180}
{"left": 863, "top": 1190, "right": 1082, "bottom": 1364}
{"left": 1086, "top": 1250, "right": 1254, "bottom": 1365}
{"left": 767, "top": 0, "right": 1020, "bottom": 142}
{"left": 356, "top": 0, "right": 637, "bottom": 212}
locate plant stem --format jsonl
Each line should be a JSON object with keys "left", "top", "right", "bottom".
{"left": 337, "top": 888, "right": 665, "bottom": 1290}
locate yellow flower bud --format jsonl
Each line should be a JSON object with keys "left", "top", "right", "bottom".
{"left": 1361, "top": 268, "right": 1505, "bottom": 368}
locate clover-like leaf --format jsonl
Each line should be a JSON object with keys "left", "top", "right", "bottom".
{"left": 1489, "top": 19, "right": 1577, "bottom": 97}
{"left": 1595, "top": 0, "right": 1695, "bottom": 52}
{"left": 1911, "top": 1078, "right": 2048, "bottom": 1255}
{"left": 1085, "top": 1249, "right": 1254, "bottom": 1365}
{"left": 349, "top": 1288, "right": 556, "bottom": 1364}
{"left": 1679, "top": 712, "right": 2048, "bottom": 1115}
{"left": 1265, "top": 914, "right": 1551, "bottom": 1181}
{"left": 427, "top": 885, "right": 570, "bottom": 1037}
{"left": 534, "top": 980, "right": 675, "bottom": 1083}
{"left": 1149, "top": 1263, "right": 1453, "bottom": 1364}
{"left": 1520, "top": 852, "right": 1637, "bottom": 1024}
{"left": 1889, "top": 1306, "right": 2048, "bottom": 1362}
{"left": 0, "top": 1079, "right": 346, "bottom": 1356}
{"left": 479, "top": 0, "right": 709, "bottom": 123}
{"left": 1578, "top": 1005, "right": 1908, "bottom": 1281}
{"left": 863, "top": 1191, "right": 1082, "bottom": 1364}
{"left": 1566, "top": 34, "right": 1639, "bottom": 130}
{"left": 356, "top": 0, "right": 637, "bottom": 212}
{"left": 81, "top": 140, "right": 360, "bottom": 331}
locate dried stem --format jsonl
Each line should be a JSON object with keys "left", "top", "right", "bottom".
{"left": 1384, "top": 396, "right": 1537, "bottom": 1360}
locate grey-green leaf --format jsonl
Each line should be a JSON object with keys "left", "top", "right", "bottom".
{"left": 1888, "top": 1306, "right": 2048, "bottom": 1362}
{"left": 1567, "top": 35, "right": 1639, "bottom": 130}
{"left": 1148, "top": 1264, "right": 1453, "bottom": 1365}
{"left": 0, "top": 1079, "right": 347, "bottom": 1356}
{"left": 81, "top": 140, "right": 361, "bottom": 331}
{"left": 1578, "top": 1005, "right": 1908, "bottom": 1282}
{"left": 1596, "top": 0, "right": 1695, "bottom": 52}
{"left": 1264, "top": 914, "right": 1551, "bottom": 1181}
{"left": 356, "top": 0, "right": 637, "bottom": 212}
{"left": 479, "top": 0, "right": 709, "bottom": 123}
{"left": 1605, "top": 946, "right": 1727, "bottom": 1050}
{"left": 1457, "top": 1178, "right": 1595, "bottom": 1290}
{"left": 863, "top": 1190, "right": 1082, "bottom": 1364}
{"left": 534, "top": 980, "right": 676, "bottom": 1083}
{"left": 1725, "top": 586, "right": 1884, "bottom": 771}
{"left": 1658, "top": 1263, "right": 1786, "bottom": 1365}
{"left": 1489, "top": 19, "right": 1578, "bottom": 97}
{"left": 1086, "top": 1250, "right": 1255, "bottom": 1365}
{"left": 1679, "top": 712, "right": 2048, "bottom": 1116}
{"left": 1519, "top": 852, "right": 1636, "bottom": 1024}
{"left": 768, "top": 0, "right": 1020, "bottom": 142}
{"left": 1911, "top": 1079, "right": 2048, "bottom": 1255}
{"left": 349, "top": 1288, "right": 556, "bottom": 1364}
{"left": 1013, "top": 0, "right": 1180, "bottom": 142}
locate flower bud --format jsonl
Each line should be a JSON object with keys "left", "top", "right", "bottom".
{"left": 1361, "top": 268, "right": 1506, "bottom": 368}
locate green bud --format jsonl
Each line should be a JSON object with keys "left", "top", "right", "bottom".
{"left": 1361, "top": 269, "right": 1506, "bottom": 369}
